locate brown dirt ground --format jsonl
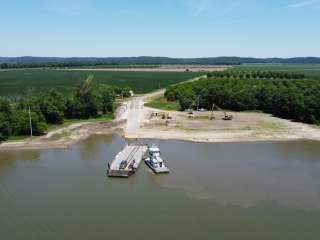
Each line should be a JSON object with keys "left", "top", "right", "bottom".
{"left": 138, "top": 107, "right": 320, "bottom": 142}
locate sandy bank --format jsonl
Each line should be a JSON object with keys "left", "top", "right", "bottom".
{"left": 1, "top": 110, "right": 320, "bottom": 152}
{"left": 0, "top": 120, "right": 125, "bottom": 150}
{"left": 133, "top": 107, "right": 320, "bottom": 143}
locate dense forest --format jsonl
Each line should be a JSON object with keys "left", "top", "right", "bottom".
{"left": 1, "top": 56, "right": 320, "bottom": 68}
{"left": 0, "top": 76, "right": 132, "bottom": 142}
{"left": 165, "top": 72, "right": 320, "bottom": 124}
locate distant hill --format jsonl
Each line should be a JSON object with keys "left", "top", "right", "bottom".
{"left": 1, "top": 56, "right": 320, "bottom": 68}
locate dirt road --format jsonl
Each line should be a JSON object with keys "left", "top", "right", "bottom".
{"left": 59, "top": 65, "right": 230, "bottom": 72}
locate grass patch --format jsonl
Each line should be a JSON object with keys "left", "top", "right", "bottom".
{"left": 0, "top": 69, "right": 201, "bottom": 96}
{"left": 145, "top": 96, "right": 180, "bottom": 111}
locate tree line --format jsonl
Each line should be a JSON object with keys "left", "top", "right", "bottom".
{"left": 2, "top": 57, "right": 320, "bottom": 67}
{"left": 0, "top": 62, "right": 125, "bottom": 69}
{"left": 165, "top": 73, "right": 320, "bottom": 124}
{"left": 0, "top": 77, "right": 132, "bottom": 142}
{"left": 207, "top": 71, "right": 305, "bottom": 79}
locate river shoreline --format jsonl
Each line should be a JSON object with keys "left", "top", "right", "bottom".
{"left": 1, "top": 117, "right": 320, "bottom": 151}
{"left": 2, "top": 83, "right": 320, "bottom": 151}
{"left": 0, "top": 120, "right": 125, "bottom": 151}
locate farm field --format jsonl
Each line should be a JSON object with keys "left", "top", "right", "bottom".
{"left": 230, "top": 64, "right": 320, "bottom": 79}
{"left": 0, "top": 69, "right": 202, "bottom": 96}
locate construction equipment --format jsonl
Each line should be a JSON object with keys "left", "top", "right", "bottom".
{"left": 161, "top": 112, "right": 172, "bottom": 120}
{"left": 222, "top": 113, "right": 233, "bottom": 121}
{"left": 213, "top": 104, "right": 233, "bottom": 121}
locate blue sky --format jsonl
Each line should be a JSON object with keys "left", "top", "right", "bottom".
{"left": 0, "top": 0, "right": 319, "bottom": 58}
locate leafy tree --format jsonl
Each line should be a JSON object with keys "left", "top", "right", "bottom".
{"left": 0, "top": 98, "right": 13, "bottom": 141}
{"left": 121, "top": 87, "right": 132, "bottom": 98}
{"left": 0, "top": 97, "right": 12, "bottom": 118}
{"left": 99, "top": 85, "right": 115, "bottom": 114}
{"left": 37, "top": 89, "right": 66, "bottom": 124}
{"left": 0, "top": 113, "right": 11, "bottom": 142}
{"left": 71, "top": 82, "right": 100, "bottom": 119}
{"left": 179, "top": 90, "right": 196, "bottom": 111}
{"left": 11, "top": 110, "right": 47, "bottom": 136}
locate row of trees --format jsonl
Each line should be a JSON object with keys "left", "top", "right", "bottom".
{"left": 0, "top": 62, "right": 124, "bottom": 69}
{"left": 165, "top": 77, "right": 320, "bottom": 124}
{"left": 0, "top": 80, "right": 132, "bottom": 142}
{"left": 207, "top": 71, "right": 305, "bottom": 80}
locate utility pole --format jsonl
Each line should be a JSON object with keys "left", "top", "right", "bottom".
{"left": 210, "top": 103, "right": 215, "bottom": 120}
{"left": 28, "top": 105, "right": 33, "bottom": 138}
{"left": 197, "top": 95, "right": 200, "bottom": 111}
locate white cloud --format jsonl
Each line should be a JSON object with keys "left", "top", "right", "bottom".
{"left": 185, "top": 0, "right": 209, "bottom": 16}
{"left": 183, "top": 0, "right": 244, "bottom": 17}
{"left": 285, "top": 0, "right": 320, "bottom": 9}
{"left": 194, "top": 0, "right": 208, "bottom": 16}
{"left": 44, "top": 0, "right": 95, "bottom": 16}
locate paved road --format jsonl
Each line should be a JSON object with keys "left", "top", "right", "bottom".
{"left": 125, "top": 98, "right": 143, "bottom": 137}
{"left": 123, "top": 89, "right": 165, "bottom": 138}
{"left": 122, "top": 75, "right": 205, "bottom": 138}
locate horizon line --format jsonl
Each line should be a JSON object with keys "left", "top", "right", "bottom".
{"left": 1, "top": 56, "right": 320, "bottom": 59}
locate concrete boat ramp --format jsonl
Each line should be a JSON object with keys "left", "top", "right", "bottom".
{"left": 107, "top": 144, "right": 148, "bottom": 178}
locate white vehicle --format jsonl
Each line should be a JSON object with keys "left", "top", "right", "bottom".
{"left": 144, "top": 144, "right": 170, "bottom": 174}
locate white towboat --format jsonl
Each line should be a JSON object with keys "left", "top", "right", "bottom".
{"left": 144, "top": 144, "right": 170, "bottom": 174}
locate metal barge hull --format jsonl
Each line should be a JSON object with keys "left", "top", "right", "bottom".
{"left": 107, "top": 144, "right": 147, "bottom": 178}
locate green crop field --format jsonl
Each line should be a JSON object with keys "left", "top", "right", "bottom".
{"left": 0, "top": 69, "right": 202, "bottom": 96}
{"left": 230, "top": 64, "right": 320, "bottom": 79}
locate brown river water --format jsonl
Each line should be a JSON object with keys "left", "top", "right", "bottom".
{"left": 0, "top": 134, "right": 320, "bottom": 240}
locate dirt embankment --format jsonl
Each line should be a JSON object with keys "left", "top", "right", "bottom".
{"left": 136, "top": 107, "right": 320, "bottom": 143}
{"left": 0, "top": 120, "right": 126, "bottom": 150}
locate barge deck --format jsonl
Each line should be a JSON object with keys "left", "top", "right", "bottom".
{"left": 107, "top": 144, "right": 147, "bottom": 178}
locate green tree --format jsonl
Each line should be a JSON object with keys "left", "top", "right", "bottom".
{"left": 38, "top": 89, "right": 66, "bottom": 124}
{"left": 11, "top": 110, "right": 47, "bottom": 136}
{"left": 0, "top": 97, "right": 12, "bottom": 141}
{"left": 179, "top": 90, "right": 196, "bottom": 111}
{"left": 99, "top": 85, "right": 115, "bottom": 114}
{"left": 72, "top": 83, "right": 100, "bottom": 119}
{"left": 121, "top": 87, "right": 132, "bottom": 98}
{"left": 0, "top": 113, "right": 11, "bottom": 142}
